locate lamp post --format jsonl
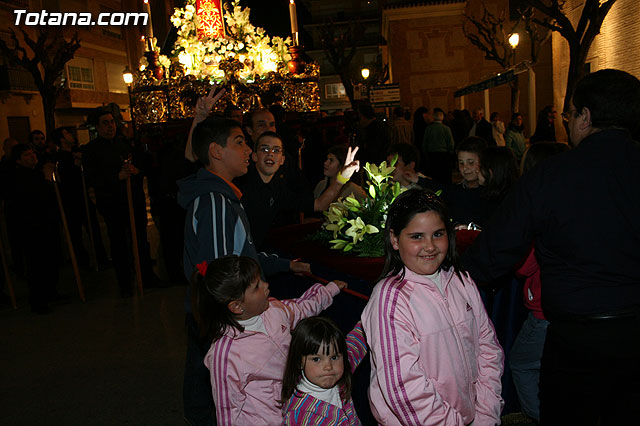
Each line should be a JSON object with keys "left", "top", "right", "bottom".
{"left": 122, "top": 66, "right": 135, "bottom": 128}
{"left": 509, "top": 32, "right": 536, "bottom": 133}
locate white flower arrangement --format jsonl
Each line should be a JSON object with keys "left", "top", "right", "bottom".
{"left": 318, "top": 157, "right": 405, "bottom": 258}
{"left": 167, "top": 0, "right": 292, "bottom": 82}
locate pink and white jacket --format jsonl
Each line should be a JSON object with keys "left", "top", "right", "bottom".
{"left": 205, "top": 282, "right": 340, "bottom": 426}
{"left": 362, "top": 267, "right": 504, "bottom": 426}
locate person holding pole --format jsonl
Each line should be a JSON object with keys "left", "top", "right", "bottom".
{"left": 8, "top": 144, "right": 61, "bottom": 313}
{"left": 52, "top": 127, "right": 108, "bottom": 270}
{"left": 83, "top": 107, "right": 163, "bottom": 298}
{"left": 52, "top": 127, "right": 91, "bottom": 267}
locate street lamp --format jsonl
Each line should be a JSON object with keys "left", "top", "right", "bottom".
{"left": 361, "top": 68, "right": 370, "bottom": 80}
{"left": 509, "top": 33, "right": 520, "bottom": 49}
{"left": 122, "top": 66, "right": 133, "bottom": 85}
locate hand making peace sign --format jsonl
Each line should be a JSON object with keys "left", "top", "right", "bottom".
{"left": 194, "top": 83, "right": 227, "bottom": 124}
{"left": 338, "top": 146, "right": 361, "bottom": 181}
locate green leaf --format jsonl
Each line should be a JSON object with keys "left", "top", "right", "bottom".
{"left": 329, "top": 239, "right": 348, "bottom": 250}
{"left": 392, "top": 181, "right": 401, "bottom": 197}
{"left": 369, "top": 185, "right": 376, "bottom": 199}
{"left": 364, "top": 224, "right": 379, "bottom": 234}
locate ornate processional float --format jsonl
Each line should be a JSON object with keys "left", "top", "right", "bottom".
{"left": 129, "top": 0, "right": 319, "bottom": 127}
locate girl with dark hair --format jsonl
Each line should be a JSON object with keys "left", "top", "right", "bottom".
{"left": 362, "top": 189, "right": 504, "bottom": 425}
{"left": 314, "top": 145, "right": 366, "bottom": 203}
{"left": 192, "top": 255, "right": 346, "bottom": 426}
{"left": 281, "top": 317, "right": 367, "bottom": 426}
{"left": 529, "top": 105, "right": 557, "bottom": 144}
{"left": 480, "top": 146, "right": 520, "bottom": 220}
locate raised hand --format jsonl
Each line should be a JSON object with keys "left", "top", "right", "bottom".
{"left": 194, "top": 83, "right": 226, "bottom": 124}
{"left": 339, "top": 146, "right": 360, "bottom": 180}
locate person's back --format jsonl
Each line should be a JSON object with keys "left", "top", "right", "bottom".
{"left": 357, "top": 103, "right": 390, "bottom": 166}
{"left": 516, "top": 133, "right": 639, "bottom": 313}
{"left": 422, "top": 119, "right": 454, "bottom": 154}
{"left": 391, "top": 106, "right": 413, "bottom": 145}
{"left": 421, "top": 109, "right": 454, "bottom": 184}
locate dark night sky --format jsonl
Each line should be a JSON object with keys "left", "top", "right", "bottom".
{"left": 242, "top": 0, "right": 308, "bottom": 40}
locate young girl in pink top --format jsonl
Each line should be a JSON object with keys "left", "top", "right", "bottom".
{"left": 361, "top": 189, "right": 504, "bottom": 425}
{"left": 281, "top": 317, "right": 367, "bottom": 426}
{"left": 192, "top": 255, "right": 346, "bottom": 426}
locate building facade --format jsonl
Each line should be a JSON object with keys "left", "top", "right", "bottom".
{"left": 0, "top": 0, "right": 149, "bottom": 148}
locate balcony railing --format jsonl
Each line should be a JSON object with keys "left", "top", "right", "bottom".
{"left": 0, "top": 65, "right": 38, "bottom": 91}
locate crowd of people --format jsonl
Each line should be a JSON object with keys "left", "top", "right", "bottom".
{"left": 2, "top": 68, "right": 639, "bottom": 425}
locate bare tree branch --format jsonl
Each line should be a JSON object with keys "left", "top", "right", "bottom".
{"left": 463, "top": 6, "right": 517, "bottom": 70}
{"left": 522, "top": 0, "right": 617, "bottom": 112}
{"left": 321, "top": 19, "right": 364, "bottom": 107}
{"left": 0, "top": 27, "right": 81, "bottom": 135}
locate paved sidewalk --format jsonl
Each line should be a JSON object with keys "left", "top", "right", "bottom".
{"left": 1, "top": 246, "right": 187, "bottom": 425}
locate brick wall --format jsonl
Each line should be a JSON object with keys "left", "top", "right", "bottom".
{"left": 551, "top": 0, "right": 640, "bottom": 140}
{"left": 382, "top": 0, "right": 555, "bottom": 136}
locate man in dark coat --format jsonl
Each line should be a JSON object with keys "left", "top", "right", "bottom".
{"left": 469, "top": 107, "right": 495, "bottom": 146}
{"left": 462, "top": 69, "right": 640, "bottom": 425}
{"left": 82, "top": 107, "right": 161, "bottom": 297}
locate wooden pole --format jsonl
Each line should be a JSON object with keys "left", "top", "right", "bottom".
{"left": 80, "top": 165, "right": 99, "bottom": 272}
{"left": 52, "top": 170, "right": 86, "bottom": 302}
{"left": 528, "top": 67, "right": 537, "bottom": 138}
{"left": 0, "top": 203, "right": 17, "bottom": 309}
{"left": 126, "top": 176, "right": 144, "bottom": 297}
{"left": 303, "top": 272, "right": 369, "bottom": 301}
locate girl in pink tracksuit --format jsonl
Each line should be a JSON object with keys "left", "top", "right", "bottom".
{"left": 191, "top": 255, "right": 346, "bottom": 426}
{"left": 362, "top": 189, "right": 504, "bottom": 426}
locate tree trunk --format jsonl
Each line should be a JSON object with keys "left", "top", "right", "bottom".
{"left": 338, "top": 71, "right": 356, "bottom": 110}
{"left": 563, "top": 43, "right": 589, "bottom": 113}
{"left": 41, "top": 89, "right": 57, "bottom": 137}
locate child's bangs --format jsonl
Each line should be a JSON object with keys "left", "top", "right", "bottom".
{"left": 318, "top": 339, "right": 340, "bottom": 356}
{"left": 304, "top": 328, "right": 341, "bottom": 356}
